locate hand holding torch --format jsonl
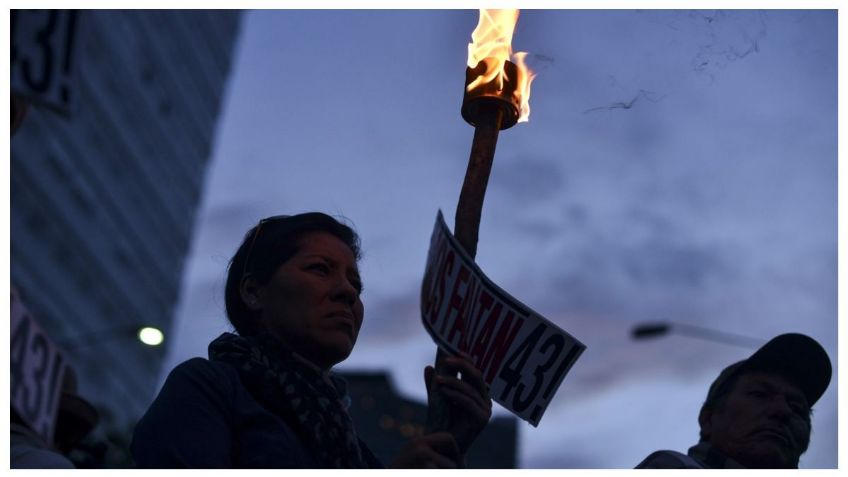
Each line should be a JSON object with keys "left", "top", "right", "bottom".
{"left": 426, "top": 9, "right": 535, "bottom": 450}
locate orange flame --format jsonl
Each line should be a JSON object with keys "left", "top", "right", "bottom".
{"left": 466, "top": 9, "right": 536, "bottom": 123}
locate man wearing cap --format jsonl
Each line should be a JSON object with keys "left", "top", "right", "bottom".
{"left": 636, "top": 333, "right": 832, "bottom": 469}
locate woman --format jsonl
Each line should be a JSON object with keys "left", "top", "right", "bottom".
{"left": 132, "top": 213, "right": 491, "bottom": 468}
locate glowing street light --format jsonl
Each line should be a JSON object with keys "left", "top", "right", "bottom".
{"left": 56, "top": 325, "right": 166, "bottom": 351}
{"left": 631, "top": 321, "right": 762, "bottom": 349}
{"left": 137, "top": 327, "right": 165, "bottom": 346}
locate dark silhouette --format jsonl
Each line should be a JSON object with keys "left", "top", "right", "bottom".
{"left": 131, "top": 213, "right": 492, "bottom": 468}
{"left": 11, "top": 367, "right": 99, "bottom": 468}
{"left": 637, "top": 333, "right": 831, "bottom": 468}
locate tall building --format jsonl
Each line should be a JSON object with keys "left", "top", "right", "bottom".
{"left": 340, "top": 371, "right": 518, "bottom": 468}
{"left": 10, "top": 10, "right": 242, "bottom": 462}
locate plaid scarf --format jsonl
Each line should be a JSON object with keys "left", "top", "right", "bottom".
{"left": 208, "top": 332, "right": 367, "bottom": 468}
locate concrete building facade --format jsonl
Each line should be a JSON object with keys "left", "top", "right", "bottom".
{"left": 10, "top": 10, "right": 242, "bottom": 459}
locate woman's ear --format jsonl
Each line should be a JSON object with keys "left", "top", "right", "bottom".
{"left": 698, "top": 406, "right": 714, "bottom": 440}
{"left": 240, "top": 274, "right": 265, "bottom": 312}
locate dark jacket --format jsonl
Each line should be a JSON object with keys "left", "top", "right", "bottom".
{"left": 131, "top": 358, "right": 381, "bottom": 468}
{"left": 636, "top": 442, "right": 745, "bottom": 469}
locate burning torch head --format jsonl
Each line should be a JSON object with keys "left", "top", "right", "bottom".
{"left": 461, "top": 10, "right": 535, "bottom": 130}
{"left": 461, "top": 58, "right": 521, "bottom": 130}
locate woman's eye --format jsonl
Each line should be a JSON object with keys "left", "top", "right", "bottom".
{"left": 308, "top": 263, "right": 330, "bottom": 275}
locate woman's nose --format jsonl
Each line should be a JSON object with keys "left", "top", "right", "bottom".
{"left": 331, "top": 275, "right": 358, "bottom": 304}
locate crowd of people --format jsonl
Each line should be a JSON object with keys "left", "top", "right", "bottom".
{"left": 10, "top": 89, "right": 833, "bottom": 470}
{"left": 11, "top": 210, "right": 833, "bottom": 469}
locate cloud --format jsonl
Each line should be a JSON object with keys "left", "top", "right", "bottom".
{"left": 164, "top": 10, "right": 836, "bottom": 468}
{"left": 618, "top": 237, "right": 728, "bottom": 288}
{"left": 521, "top": 375, "right": 714, "bottom": 468}
{"left": 511, "top": 203, "right": 735, "bottom": 314}
{"left": 358, "top": 288, "right": 423, "bottom": 342}
{"left": 491, "top": 156, "right": 565, "bottom": 203}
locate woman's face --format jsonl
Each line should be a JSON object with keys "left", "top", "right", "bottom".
{"left": 255, "top": 231, "right": 364, "bottom": 369}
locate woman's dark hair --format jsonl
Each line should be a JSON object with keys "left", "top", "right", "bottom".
{"left": 224, "top": 212, "right": 361, "bottom": 335}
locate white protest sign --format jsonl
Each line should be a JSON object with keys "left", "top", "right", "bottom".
{"left": 11, "top": 287, "right": 68, "bottom": 444}
{"left": 11, "top": 10, "right": 82, "bottom": 115}
{"left": 420, "top": 211, "right": 586, "bottom": 426}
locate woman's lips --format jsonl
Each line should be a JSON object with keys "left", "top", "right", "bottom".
{"left": 326, "top": 311, "right": 356, "bottom": 335}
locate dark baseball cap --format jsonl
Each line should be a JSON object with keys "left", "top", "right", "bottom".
{"left": 703, "top": 333, "right": 832, "bottom": 409}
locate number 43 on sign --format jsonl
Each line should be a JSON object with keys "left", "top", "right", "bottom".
{"left": 10, "top": 287, "right": 67, "bottom": 444}
{"left": 420, "top": 211, "right": 586, "bottom": 426}
{"left": 11, "top": 10, "right": 81, "bottom": 115}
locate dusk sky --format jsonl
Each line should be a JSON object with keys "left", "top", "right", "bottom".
{"left": 158, "top": 10, "right": 838, "bottom": 468}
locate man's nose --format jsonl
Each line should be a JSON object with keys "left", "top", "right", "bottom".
{"left": 765, "top": 395, "right": 794, "bottom": 419}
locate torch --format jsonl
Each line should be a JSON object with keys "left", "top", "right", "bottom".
{"left": 426, "top": 9, "right": 536, "bottom": 441}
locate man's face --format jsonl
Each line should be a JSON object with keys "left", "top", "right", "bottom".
{"left": 700, "top": 371, "right": 811, "bottom": 468}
